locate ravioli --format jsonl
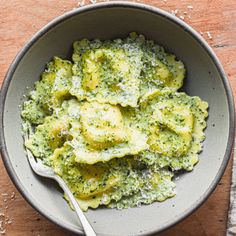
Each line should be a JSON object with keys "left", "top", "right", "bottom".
{"left": 128, "top": 33, "right": 185, "bottom": 96}
{"left": 80, "top": 101, "right": 127, "bottom": 149}
{"left": 108, "top": 168, "right": 176, "bottom": 209}
{"left": 21, "top": 33, "right": 208, "bottom": 211}
{"left": 70, "top": 101, "right": 148, "bottom": 164}
{"left": 136, "top": 89, "right": 208, "bottom": 171}
{"left": 51, "top": 148, "right": 143, "bottom": 210}
{"left": 25, "top": 100, "right": 79, "bottom": 160}
{"left": 71, "top": 37, "right": 143, "bottom": 107}
{"left": 21, "top": 57, "right": 73, "bottom": 124}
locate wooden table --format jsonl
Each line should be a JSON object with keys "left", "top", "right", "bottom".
{"left": 0, "top": 0, "right": 235, "bottom": 235}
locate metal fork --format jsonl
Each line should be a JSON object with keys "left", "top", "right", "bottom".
{"left": 24, "top": 133, "right": 96, "bottom": 236}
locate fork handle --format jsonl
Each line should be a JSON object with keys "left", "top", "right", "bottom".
{"left": 55, "top": 176, "right": 97, "bottom": 236}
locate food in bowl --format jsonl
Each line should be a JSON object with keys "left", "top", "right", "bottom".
{"left": 21, "top": 33, "right": 208, "bottom": 211}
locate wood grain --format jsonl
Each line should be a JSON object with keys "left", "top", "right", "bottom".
{"left": 0, "top": 0, "right": 235, "bottom": 235}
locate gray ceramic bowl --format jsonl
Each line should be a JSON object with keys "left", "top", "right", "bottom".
{"left": 0, "top": 2, "right": 235, "bottom": 235}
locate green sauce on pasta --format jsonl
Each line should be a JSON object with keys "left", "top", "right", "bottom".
{"left": 21, "top": 33, "right": 208, "bottom": 211}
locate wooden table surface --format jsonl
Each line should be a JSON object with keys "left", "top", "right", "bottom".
{"left": 0, "top": 0, "right": 235, "bottom": 235}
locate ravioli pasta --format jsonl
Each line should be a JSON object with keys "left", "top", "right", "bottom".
{"left": 71, "top": 36, "right": 143, "bottom": 107}
{"left": 22, "top": 33, "right": 208, "bottom": 211}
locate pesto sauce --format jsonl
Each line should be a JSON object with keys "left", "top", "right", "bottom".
{"left": 21, "top": 33, "right": 208, "bottom": 211}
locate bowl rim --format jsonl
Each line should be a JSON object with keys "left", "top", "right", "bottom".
{"left": 0, "top": 1, "right": 235, "bottom": 235}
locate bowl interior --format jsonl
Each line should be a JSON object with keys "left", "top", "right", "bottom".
{"left": 1, "top": 3, "right": 233, "bottom": 236}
